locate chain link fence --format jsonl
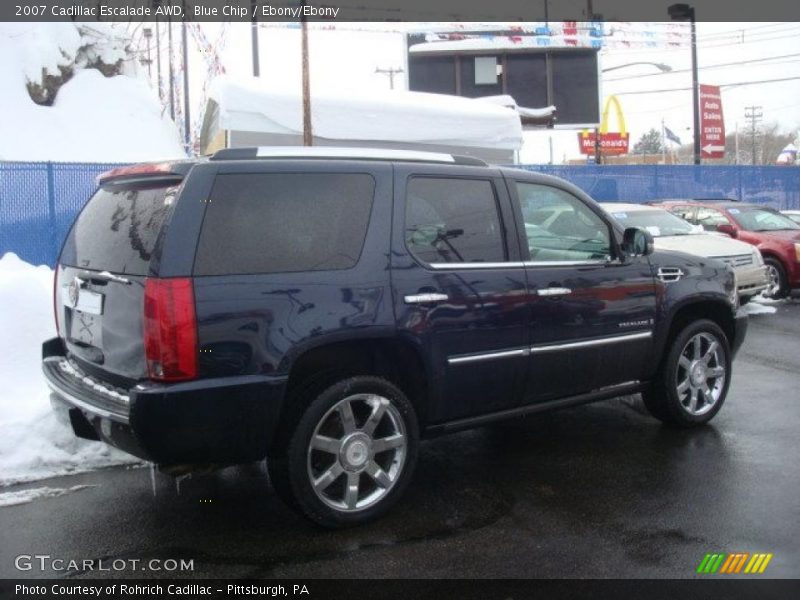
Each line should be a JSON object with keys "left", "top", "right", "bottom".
{"left": 1, "top": 161, "right": 799, "bottom": 267}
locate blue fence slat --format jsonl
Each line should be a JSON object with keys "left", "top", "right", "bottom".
{"left": 0, "top": 161, "right": 798, "bottom": 268}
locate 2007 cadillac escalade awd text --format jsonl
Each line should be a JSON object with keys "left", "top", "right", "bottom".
{"left": 42, "top": 148, "right": 747, "bottom": 527}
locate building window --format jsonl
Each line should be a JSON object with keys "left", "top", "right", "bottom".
{"left": 474, "top": 56, "right": 498, "bottom": 85}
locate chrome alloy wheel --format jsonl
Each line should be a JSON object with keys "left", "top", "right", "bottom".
{"left": 764, "top": 264, "right": 782, "bottom": 298}
{"left": 307, "top": 394, "right": 407, "bottom": 512}
{"left": 675, "top": 332, "right": 726, "bottom": 416}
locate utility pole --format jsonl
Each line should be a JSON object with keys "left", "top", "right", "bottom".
{"left": 661, "top": 118, "right": 667, "bottom": 164}
{"left": 300, "top": 0, "right": 313, "bottom": 146}
{"left": 375, "top": 66, "right": 404, "bottom": 90}
{"left": 142, "top": 27, "right": 153, "bottom": 79}
{"left": 167, "top": 13, "right": 175, "bottom": 121}
{"left": 181, "top": 0, "right": 190, "bottom": 151}
{"left": 668, "top": 4, "right": 700, "bottom": 164}
{"left": 251, "top": 0, "right": 260, "bottom": 77}
{"left": 155, "top": 21, "right": 163, "bottom": 101}
{"left": 734, "top": 121, "right": 739, "bottom": 164}
{"left": 744, "top": 105, "right": 762, "bottom": 165}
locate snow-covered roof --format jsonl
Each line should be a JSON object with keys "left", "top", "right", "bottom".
{"left": 207, "top": 77, "right": 523, "bottom": 151}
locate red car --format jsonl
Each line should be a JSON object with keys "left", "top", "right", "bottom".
{"left": 652, "top": 200, "right": 800, "bottom": 298}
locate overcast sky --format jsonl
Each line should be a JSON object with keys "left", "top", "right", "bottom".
{"left": 179, "top": 22, "right": 799, "bottom": 163}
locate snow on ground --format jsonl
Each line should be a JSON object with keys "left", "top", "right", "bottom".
{"left": 0, "top": 253, "right": 138, "bottom": 488}
{"left": 742, "top": 301, "right": 778, "bottom": 315}
{"left": 0, "top": 23, "right": 185, "bottom": 162}
{"left": 0, "top": 484, "right": 96, "bottom": 508}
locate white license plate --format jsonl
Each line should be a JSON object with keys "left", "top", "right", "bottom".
{"left": 61, "top": 284, "right": 104, "bottom": 315}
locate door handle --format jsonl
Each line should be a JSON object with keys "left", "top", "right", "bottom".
{"left": 404, "top": 293, "right": 449, "bottom": 304}
{"left": 536, "top": 287, "right": 572, "bottom": 297}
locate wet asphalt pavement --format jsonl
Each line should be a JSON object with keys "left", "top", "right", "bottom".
{"left": 2, "top": 300, "right": 799, "bottom": 580}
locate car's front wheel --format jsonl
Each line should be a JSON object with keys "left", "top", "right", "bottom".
{"left": 643, "top": 319, "right": 731, "bottom": 427}
{"left": 268, "top": 376, "right": 419, "bottom": 527}
{"left": 763, "top": 257, "right": 788, "bottom": 299}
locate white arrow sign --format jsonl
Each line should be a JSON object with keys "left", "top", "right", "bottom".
{"left": 702, "top": 144, "right": 725, "bottom": 154}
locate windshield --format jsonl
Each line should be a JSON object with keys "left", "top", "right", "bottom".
{"left": 731, "top": 208, "right": 800, "bottom": 232}
{"left": 606, "top": 208, "right": 695, "bottom": 237}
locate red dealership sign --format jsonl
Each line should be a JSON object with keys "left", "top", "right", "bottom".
{"left": 700, "top": 84, "right": 725, "bottom": 159}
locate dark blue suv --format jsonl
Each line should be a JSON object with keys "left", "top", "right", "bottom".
{"left": 42, "top": 148, "right": 747, "bottom": 527}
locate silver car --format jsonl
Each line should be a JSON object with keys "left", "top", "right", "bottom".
{"left": 601, "top": 203, "right": 769, "bottom": 302}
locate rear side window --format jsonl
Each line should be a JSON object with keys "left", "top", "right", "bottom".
{"left": 194, "top": 173, "right": 375, "bottom": 276}
{"left": 60, "top": 184, "right": 178, "bottom": 275}
{"left": 405, "top": 177, "right": 506, "bottom": 264}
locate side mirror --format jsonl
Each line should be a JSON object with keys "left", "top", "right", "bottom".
{"left": 717, "top": 223, "right": 737, "bottom": 238}
{"left": 621, "top": 227, "right": 654, "bottom": 257}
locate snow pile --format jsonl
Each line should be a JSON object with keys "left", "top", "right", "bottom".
{"left": 0, "top": 253, "right": 138, "bottom": 487}
{"left": 208, "top": 76, "right": 523, "bottom": 151}
{"left": 0, "top": 23, "right": 185, "bottom": 162}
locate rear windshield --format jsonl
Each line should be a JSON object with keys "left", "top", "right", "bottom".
{"left": 60, "top": 183, "right": 178, "bottom": 275}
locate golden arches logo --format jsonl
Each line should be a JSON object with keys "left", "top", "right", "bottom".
{"left": 599, "top": 95, "right": 627, "bottom": 136}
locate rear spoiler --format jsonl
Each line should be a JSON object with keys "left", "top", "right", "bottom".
{"left": 96, "top": 162, "right": 194, "bottom": 187}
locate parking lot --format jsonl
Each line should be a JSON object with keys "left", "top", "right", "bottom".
{"left": 1, "top": 299, "right": 798, "bottom": 580}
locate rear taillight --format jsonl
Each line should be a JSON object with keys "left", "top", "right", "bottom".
{"left": 53, "top": 266, "right": 60, "bottom": 336}
{"left": 143, "top": 278, "right": 198, "bottom": 381}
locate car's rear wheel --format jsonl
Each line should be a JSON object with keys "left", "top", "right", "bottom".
{"left": 642, "top": 319, "right": 731, "bottom": 427}
{"left": 268, "top": 376, "right": 418, "bottom": 527}
{"left": 763, "top": 258, "right": 788, "bottom": 299}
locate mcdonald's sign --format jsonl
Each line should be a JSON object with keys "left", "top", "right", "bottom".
{"left": 578, "top": 95, "right": 629, "bottom": 156}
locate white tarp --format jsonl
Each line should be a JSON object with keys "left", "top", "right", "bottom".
{"left": 208, "top": 77, "right": 523, "bottom": 151}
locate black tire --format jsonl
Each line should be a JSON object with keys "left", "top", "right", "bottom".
{"left": 268, "top": 376, "right": 419, "bottom": 528}
{"left": 763, "top": 257, "right": 789, "bottom": 299}
{"left": 642, "top": 319, "right": 732, "bottom": 428}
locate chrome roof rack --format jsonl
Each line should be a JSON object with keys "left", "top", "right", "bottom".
{"left": 210, "top": 146, "right": 487, "bottom": 166}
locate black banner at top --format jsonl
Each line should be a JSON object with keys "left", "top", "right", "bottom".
{"left": 3, "top": 0, "right": 800, "bottom": 22}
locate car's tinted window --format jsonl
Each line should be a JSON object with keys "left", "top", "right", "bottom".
{"left": 195, "top": 173, "right": 375, "bottom": 276}
{"left": 405, "top": 177, "right": 506, "bottom": 264}
{"left": 517, "top": 183, "right": 611, "bottom": 262}
{"left": 60, "top": 184, "right": 178, "bottom": 275}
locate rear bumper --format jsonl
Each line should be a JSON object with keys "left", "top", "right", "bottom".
{"left": 42, "top": 338, "right": 287, "bottom": 465}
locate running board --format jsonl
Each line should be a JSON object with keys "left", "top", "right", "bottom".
{"left": 424, "top": 380, "right": 647, "bottom": 436}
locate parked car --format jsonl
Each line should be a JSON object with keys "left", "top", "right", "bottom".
{"left": 782, "top": 210, "right": 800, "bottom": 226}
{"left": 43, "top": 148, "right": 746, "bottom": 527}
{"left": 600, "top": 203, "right": 768, "bottom": 302}
{"left": 652, "top": 200, "right": 800, "bottom": 298}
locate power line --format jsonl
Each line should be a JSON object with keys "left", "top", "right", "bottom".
{"left": 613, "top": 76, "right": 800, "bottom": 96}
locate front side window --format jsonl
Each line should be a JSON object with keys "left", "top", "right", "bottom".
{"left": 669, "top": 205, "right": 696, "bottom": 222}
{"left": 195, "top": 173, "right": 375, "bottom": 276}
{"left": 516, "top": 183, "right": 611, "bottom": 263}
{"left": 695, "top": 207, "right": 730, "bottom": 232}
{"left": 405, "top": 177, "right": 506, "bottom": 264}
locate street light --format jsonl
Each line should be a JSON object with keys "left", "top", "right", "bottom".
{"left": 669, "top": 3, "right": 700, "bottom": 165}
{"left": 602, "top": 62, "right": 672, "bottom": 73}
